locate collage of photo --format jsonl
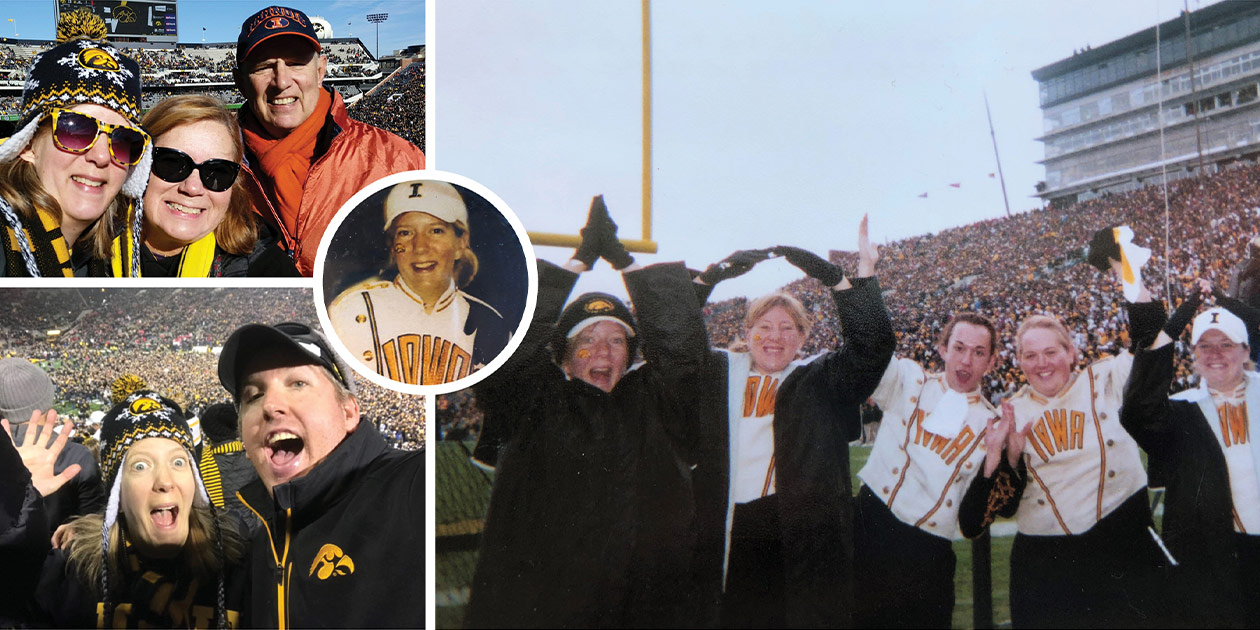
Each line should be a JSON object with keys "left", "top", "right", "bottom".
{"left": 8, "top": 0, "right": 1260, "bottom": 628}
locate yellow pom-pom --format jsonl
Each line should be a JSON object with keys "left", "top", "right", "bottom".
{"left": 56, "top": 9, "right": 108, "bottom": 43}
{"left": 111, "top": 374, "right": 147, "bottom": 404}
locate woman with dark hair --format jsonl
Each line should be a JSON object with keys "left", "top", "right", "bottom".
{"left": 0, "top": 391, "right": 246, "bottom": 628}
{"left": 0, "top": 11, "right": 149, "bottom": 277}
{"left": 93, "top": 94, "right": 297, "bottom": 277}
{"left": 329, "top": 180, "right": 509, "bottom": 385}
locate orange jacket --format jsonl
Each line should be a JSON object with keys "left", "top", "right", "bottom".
{"left": 241, "top": 87, "right": 425, "bottom": 276}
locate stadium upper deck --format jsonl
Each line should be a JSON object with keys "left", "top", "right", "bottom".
{"left": 1033, "top": 0, "right": 1260, "bottom": 206}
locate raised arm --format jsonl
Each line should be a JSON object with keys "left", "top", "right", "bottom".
{"left": 471, "top": 205, "right": 600, "bottom": 468}
{"left": 0, "top": 411, "right": 76, "bottom": 620}
{"left": 1120, "top": 283, "right": 1206, "bottom": 457}
{"left": 692, "top": 248, "right": 774, "bottom": 304}
{"left": 791, "top": 215, "right": 894, "bottom": 408}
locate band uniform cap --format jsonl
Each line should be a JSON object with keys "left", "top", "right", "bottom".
{"left": 237, "top": 6, "right": 322, "bottom": 64}
{"left": 384, "top": 180, "right": 469, "bottom": 232}
{"left": 1192, "top": 307, "right": 1249, "bottom": 346}
{"left": 1086, "top": 225, "right": 1121, "bottom": 272}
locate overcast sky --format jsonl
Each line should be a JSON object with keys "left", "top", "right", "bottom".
{"left": 434, "top": 0, "right": 1220, "bottom": 300}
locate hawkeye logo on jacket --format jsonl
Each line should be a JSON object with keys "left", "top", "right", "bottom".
{"left": 309, "top": 544, "right": 355, "bottom": 580}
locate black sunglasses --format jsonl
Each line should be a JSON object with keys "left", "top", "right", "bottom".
{"left": 150, "top": 147, "right": 241, "bottom": 193}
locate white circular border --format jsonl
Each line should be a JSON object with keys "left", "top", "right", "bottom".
{"left": 313, "top": 169, "right": 539, "bottom": 396}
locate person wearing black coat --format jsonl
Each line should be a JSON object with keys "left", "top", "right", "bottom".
{"left": 467, "top": 200, "right": 707, "bottom": 628}
{"left": 687, "top": 216, "right": 896, "bottom": 628}
{"left": 1122, "top": 284, "right": 1260, "bottom": 628}
{"left": 0, "top": 357, "right": 104, "bottom": 534}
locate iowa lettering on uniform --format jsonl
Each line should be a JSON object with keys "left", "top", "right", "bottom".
{"left": 1027, "top": 409, "right": 1086, "bottom": 462}
{"left": 381, "top": 334, "right": 471, "bottom": 385}
{"left": 911, "top": 408, "right": 977, "bottom": 465}
{"left": 1217, "top": 402, "right": 1249, "bottom": 447}
{"left": 743, "top": 375, "right": 779, "bottom": 417}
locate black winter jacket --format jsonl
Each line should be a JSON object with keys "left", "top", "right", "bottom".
{"left": 689, "top": 276, "right": 896, "bottom": 628}
{"left": 237, "top": 417, "right": 425, "bottom": 628}
{"left": 1122, "top": 342, "right": 1256, "bottom": 628}
{"left": 467, "top": 261, "right": 707, "bottom": 628}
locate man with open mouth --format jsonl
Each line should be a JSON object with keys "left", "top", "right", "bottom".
{"left": 232, "top": 5, "right": 425, "bottom": 276}
{"left": 218, "top": 321, "right": 425, "bottom": 628}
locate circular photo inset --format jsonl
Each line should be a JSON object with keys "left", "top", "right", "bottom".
{"left": 315, "top": 171, "right": 536, "bottom": 395}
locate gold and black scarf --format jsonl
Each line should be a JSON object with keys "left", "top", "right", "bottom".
{"left": 97, "top": 544, "right": 227, "bottom": 629}
{"left": 0, "top": 202, "right": 74, "bottom": 277}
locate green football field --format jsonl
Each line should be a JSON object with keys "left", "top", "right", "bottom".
{"left": 436, "top": 441, "right": 1019, "bottom": 629}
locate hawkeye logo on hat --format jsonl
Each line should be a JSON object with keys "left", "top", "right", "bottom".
{"left": 266, "top": 17, "right": 290, "bottom": 29}
{"left": 309, "top": 544, "right": 355, "bottom": 580}
{"left": 129, "top": 396, "right": 163, "bottom": 414}
{"left": 585, "top": 299, "right": 615, "bottom": 313}
{"left": 78, "top": 48, "right": 120, "bottom": 72}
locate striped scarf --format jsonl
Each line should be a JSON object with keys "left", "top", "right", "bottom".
{"left": 198, "top": 439, "right": 244, "bottom": 508}
{"left": 97, "top": 542, "right": 234, "bottom": 629}
{"left": 0, "top": 199, "right": 73, "bottom": 277}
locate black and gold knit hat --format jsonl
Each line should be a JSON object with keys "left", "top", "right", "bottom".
{"left": 99, "top": 390, "right": 198, "bottom": 491}
{"left": 0, "top": 10, "right": 149, "bottom": 199}
{"left": 21, "top": 10, "right": 142, "bottom": 128}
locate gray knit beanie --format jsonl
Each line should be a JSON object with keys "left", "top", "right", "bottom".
{"left": 0, "top": 357, "right": 55, "bottom": 424}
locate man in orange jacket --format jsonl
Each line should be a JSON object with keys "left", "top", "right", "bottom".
{"left": 233, "top": 6, "right": 426, "bottom": 276}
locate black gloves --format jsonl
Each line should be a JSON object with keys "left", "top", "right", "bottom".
{"left": 571, "top": 195, "right": 635, "bottom": 270}
{"left": 774, "top": 245, "right": 845, "bottom": 287}
{"left": 572, "top": 196, "right": 607, "bottom": 268}
{"left": 698, "top": 249, "right": 773, "bottom": 285}
{"left": 1087, "top": 226, "right": 1121, "bottom": 272}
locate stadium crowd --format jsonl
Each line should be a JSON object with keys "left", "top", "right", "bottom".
{"left": 0, "top": 288, "right": 424, "bottom": 450}
{"left": 439, "top": 163, "right": 1260, "bottom": 437}
{"left": 348, "top": 61, "right": 426, "bottom": 149}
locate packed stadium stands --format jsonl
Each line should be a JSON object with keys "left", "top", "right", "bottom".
{"left": 0, "top": 288, "right": 424, "bottom": 451}
{"left": 437, "top": 162, "right": 1260, "bottom": 440}
{"left": 0, "top": 38, "right": 424, "bottom": 151}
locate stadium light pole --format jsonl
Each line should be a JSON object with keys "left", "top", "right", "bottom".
{"left": 366, "top": 13, "right": 388, "bottom": 58}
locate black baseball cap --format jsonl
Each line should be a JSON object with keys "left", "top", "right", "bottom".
{"left": 218, "top": 322, "right": 354, "bottom": 398}
{"left": 552, "top": 292, "right": 638, "bottom": 367}
{"left": 237, "top": 6, "right": 322, "bottom": 65}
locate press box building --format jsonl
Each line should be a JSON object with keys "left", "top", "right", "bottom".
{"left": 1033, "top": 0, "right": 1260, "bottom": 206}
